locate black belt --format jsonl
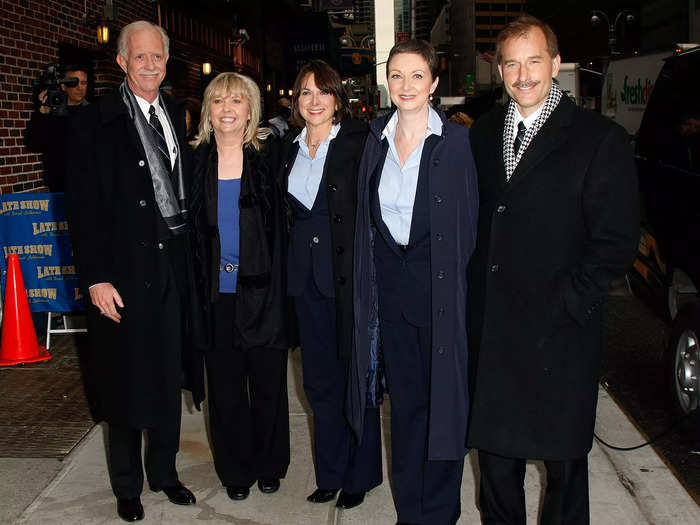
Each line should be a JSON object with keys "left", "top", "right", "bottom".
{"left": 220, "top": 263, "right": 239, "bottom": 273}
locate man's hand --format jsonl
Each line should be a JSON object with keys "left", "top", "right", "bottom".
{"left": 38, "top": 89, "right": 50, "bottom": 114}
{"left": 89, "top": 283, "right": 124, "bottom": 323}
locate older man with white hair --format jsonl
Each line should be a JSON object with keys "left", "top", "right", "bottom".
{"left": 65, "top": 20, "right": 203, "bottom": 522}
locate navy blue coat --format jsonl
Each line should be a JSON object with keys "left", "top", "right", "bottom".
{"left": 348, "top": 110, "right": 479, "bottom": 460}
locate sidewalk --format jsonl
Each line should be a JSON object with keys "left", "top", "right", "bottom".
{"left": 10, "top": 351, "right": 700, "bottom": 525}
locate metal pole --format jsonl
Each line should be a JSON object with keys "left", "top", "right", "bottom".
{"left": 411, "top": 0, "right": 416, "bottom": 39}
{"left": 690, "top": 0, "right": 696, "bottom": 41}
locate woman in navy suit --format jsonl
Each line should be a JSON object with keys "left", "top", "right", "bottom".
{"left": 283, "top": 60, "right": 382, "bottom": 510}
{"left": 349, "top": 40, "right": 479, "bottom": 525}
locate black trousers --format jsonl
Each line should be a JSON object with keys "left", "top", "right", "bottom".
{"left": 205, "top": 293, "right": 290, "bottom": 488}
{"left": 380, "top": 317, "right": 464, "bottom": 525}
{"left": 107, "top": 418, "right": 181, "bottom": 498}
{"left": 478, "top": 450, "right": 590, "bottom": 525}
{"left": 294, "top": 278, "right": 383, "bottom": 493}
{"left": 107, "top": 239, "right": 185, "bottom": 498}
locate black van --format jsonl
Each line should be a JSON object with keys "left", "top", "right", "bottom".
{"left": 628, "top": 46, "right": 700, "bottom": 415}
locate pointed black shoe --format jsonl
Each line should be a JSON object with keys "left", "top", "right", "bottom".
{"left": 226, "top": 486, "right": 250, "bottom": 500}
{"left": 306, "top": 488, "right": 339, "bottom": 503}
{"left": 336, "top": 490, "right": 365, "bottom": 509}
{"left": 117, "top": 497, "right": 144, "bottom": 522}
{"left": 152, "top": 482, "right": 196, "bottom": 505}
{"left": 257, "top": 478, "right": 280, "bottom": 494}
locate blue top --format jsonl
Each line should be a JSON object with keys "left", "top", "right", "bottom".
{"left": 378, "top": 105, "right": 443, "bottom": 245}
{"left": 288, "top": 122, "right": 341, "bottom": 210}
{"left": 218, "top": 178, "right": 241, "bottom": 293}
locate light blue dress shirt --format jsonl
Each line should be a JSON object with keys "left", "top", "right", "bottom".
{"left": 288, "top": 123, "right": 341, "bottom": 210}
{"left": 378, "top": 106, "right": 443, "bottom": 245}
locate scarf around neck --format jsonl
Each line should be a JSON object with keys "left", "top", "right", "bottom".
{"left": 119, "top": 80, "right": 188, "bottom": 234}
{"left": 503, "top": 80, "right": 563, "bottom": 181}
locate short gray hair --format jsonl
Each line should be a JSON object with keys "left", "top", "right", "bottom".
{"left": 117, "top": 21, "right": 170, "bottom": 59}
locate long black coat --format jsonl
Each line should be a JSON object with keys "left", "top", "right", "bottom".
{"left": 467, "top": 96, "right": 640, "bottom": 460}
{"left": 349, "top": 110, "right": 479, "bottom": 460}
{"left": 282, "top": 118, "right": 368, "bottom": 360}
{"left": 64, "top": 90, "right": 204, "bottom": 427}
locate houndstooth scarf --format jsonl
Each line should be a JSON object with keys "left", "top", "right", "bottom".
{"left": 503, "top": 81, "right": 563, "bottom": 181}
{"left": 119, "top": 81, "right": 188, "bottom": 234}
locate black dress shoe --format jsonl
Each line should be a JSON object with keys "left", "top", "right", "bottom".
{"left": 336, "top": 490, "right": 365, "bottom": 509}
{"left": 117, "top": 497, "right": 144, "bottom": 522}
{"left": 226, "top": 485, "right": 250, "bottom": 500}
{"left": 153, "top": 483, "right": 196, "bottom": 505}
{"left": 306, "top": 488, "right": 339, "bottom": 503}
{"left": 257, "top": 478, "right": 280, "bottom": 493}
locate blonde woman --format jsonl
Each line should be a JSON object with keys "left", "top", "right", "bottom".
{"left": 190, "top": 72, "right": 289, "bottom": 501}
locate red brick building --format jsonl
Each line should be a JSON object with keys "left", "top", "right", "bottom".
{"left": 0, "top": 0, "right": 262, "bottom": 194}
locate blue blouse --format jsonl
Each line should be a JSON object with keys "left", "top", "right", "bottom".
{"left": 218, "top": 178, "right": 241, "bottom": 293}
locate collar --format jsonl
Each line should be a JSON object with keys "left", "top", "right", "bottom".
{"left": 294, "top": 122, "right": 341, "bottom": 145}
{"left": 134, "top": 93, "right": 161, "bottom": 117}
{"left": 514, "top": 101, "right": 545, "bottom": 130}
{"left": 381, "top": 104, "right": 443, "bottom": 140}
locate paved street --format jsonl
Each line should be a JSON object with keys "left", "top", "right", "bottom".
{"left": 601, "top": 294, "right": 700, "bottom": 503}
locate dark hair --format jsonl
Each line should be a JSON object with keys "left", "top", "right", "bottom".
{"left": 183, "top": 97, "right": 201, "bottom": 137}
{"left": 496, "top": 15, "right": 559, "bottom": 64}
{"left": 291, "top": 60, "right": 350, "bottom": 125}
{"left": 386, "top": 39, "right": 439, "bottom": 80}
{"left": 62, "top": 64, "right": 88, "bottom": 75}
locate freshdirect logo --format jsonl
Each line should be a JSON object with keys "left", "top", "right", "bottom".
{"left": 620, "top": 75, "right": 655, "bottom": 105}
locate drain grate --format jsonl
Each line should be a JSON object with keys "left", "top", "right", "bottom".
{"left": 0, "top": 336, "right": 95, "bottom": 458}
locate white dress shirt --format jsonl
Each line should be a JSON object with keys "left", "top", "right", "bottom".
{"left": 378, "top": 106, "right": 443, "bottom": 245}
{"left": 134, "top": 95, "right": 178, "bottom": 169}
{"left": 288, "top": 123, "right": 341, "bottom": 210}
{"left": 512, "top": 102, "right": 545, "bottom": 145}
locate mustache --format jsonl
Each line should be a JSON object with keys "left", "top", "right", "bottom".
{"left": 511, "top": 80, "right": 540, "bottom": 89}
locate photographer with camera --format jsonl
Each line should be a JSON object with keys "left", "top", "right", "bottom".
{"left": 25, "top": 64, "right": 89, "bottom": 192}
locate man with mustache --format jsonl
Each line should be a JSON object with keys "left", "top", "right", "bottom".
{"left": 64, "top": 21, "right": 203, "bottom": 522}
{"left": 467, "top": 15, "right": 639, "bottom": 524}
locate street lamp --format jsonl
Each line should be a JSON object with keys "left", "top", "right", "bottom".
{"left": 590, "top": 10, "right": 636, "bottom": 55}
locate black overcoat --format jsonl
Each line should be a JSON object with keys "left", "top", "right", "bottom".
{"left": 190, "top": 134, "right": 289, "bottom": 352}
{"left": 467, "top": 96, "right": 640, "bottom": 460}
{"left": 281, "top": 118, "right": 369, "bottom": 360}
{"left": 349, "top": 110, "right": 479, "bottom": 460}
{"left": 64, "top": 90, "right": 205, "bottom": 427}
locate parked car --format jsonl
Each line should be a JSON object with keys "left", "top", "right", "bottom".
{"left": 627, "top": 46, "right": 700, "bottom": 415}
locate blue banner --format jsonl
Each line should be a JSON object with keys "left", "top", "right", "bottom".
{"left": 0, "top": 193, "right": 84, "bottom": 312}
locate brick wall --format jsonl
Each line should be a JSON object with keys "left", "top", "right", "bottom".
{"left": 0, "top": 0, "right": 224, "bottom": 194}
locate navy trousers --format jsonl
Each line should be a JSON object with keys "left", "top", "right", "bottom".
{"left": 294, "top": 278, "right": 383, "bottom": 493}
{"left": 380, "top": 317, "right": 464, "bottom": 525}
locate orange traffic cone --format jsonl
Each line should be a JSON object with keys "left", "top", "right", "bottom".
{"left": 0, "top": 254, "right": 51, "bottom": 366}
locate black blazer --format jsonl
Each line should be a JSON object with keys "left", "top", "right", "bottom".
{"left": 467, "top": 96, "right": 640, "bottom": 460}
{"left": 282, "top": 118, "right": 368, "bottom": 360}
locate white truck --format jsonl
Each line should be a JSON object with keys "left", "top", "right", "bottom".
{"left": 602, "top": 51, "right": 671, "bottom": 136}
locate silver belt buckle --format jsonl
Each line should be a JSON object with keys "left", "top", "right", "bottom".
{"left": 221, "top": 263, "right": 238, "bottom": 273}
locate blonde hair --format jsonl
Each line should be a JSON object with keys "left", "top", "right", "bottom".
{"left": 191, "top": 72, "right": 271, "bottom": 150}
{"left": 118, "top": 21, "right": 170, "bottom": 60}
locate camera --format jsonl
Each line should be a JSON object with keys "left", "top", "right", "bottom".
{"left": 32, "top": 64, "right": 79, "bottom": 116}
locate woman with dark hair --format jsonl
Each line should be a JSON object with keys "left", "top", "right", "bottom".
{"left": 349, "top": 40, "right": 479, "bottom": 524}
{"left": 283, "top": 59, "right": 382, "bottom": 509}
{"left": 190, "top": 72, "right": 290, "bottom": 501}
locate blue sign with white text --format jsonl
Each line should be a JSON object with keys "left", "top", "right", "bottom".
{"left": 0, "top": 193, "right": 84, "bottom": 312}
